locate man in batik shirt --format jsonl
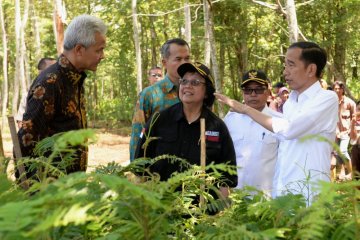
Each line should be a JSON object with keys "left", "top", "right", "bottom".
{"left": 129, "top": 38, "right": 191, "bottom": 161}
{"left": 17, "top": 14, "right": 107, "bottom": 176}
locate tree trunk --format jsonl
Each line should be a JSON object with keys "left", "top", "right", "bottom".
{"left": 333, "top": 1, "right": 347, "bottom": 83}
{"left": 13, "top": 0, "right": 22, "bottom": 115}
{"left": 203, "top": 0, "right": 210, "bottom": 66}
{"left": 132, "top": 0, "right": 142, "bottom": 94}
{"left": 184, "top": 0, "right": 191, "bottom": 46}
{"left": 204, "top": 0, "right": 223, "bottom": 117}
{"left": 24, "top": 45, "right": 31, "bottom": 88}
{"left": 227, "top": 46, "right": 239, "bottom": 101}
{"left": 20, "top": 0, "right": 30, "bottom": 103}
{"left": 30, "top": 0, "right": 41, "bottom": 64}
{"left": 0, "top": 0, "right": 8, "bottom": 129}
{"left": 53, "top": 0, "right": 65, "bottom": 56}
{"left": 149, "top": 13, "right": 158, "bottom": 67}
{"left": 352, "top": 53, "right": 358, "bottom": 80}
{"left": 163, "top": 14, "right": 169, "bottom": 41}
{"left": 219, "top": 42, "right": 225, "bottom": 85}
{"left": 139, "top": 16, "right": 148, "bottom": 84}
{"left": 235, "top": 42, "right": 248, "bottom": 83}
{"left": 286, "top": 0, "right": 298, "bottom": 43}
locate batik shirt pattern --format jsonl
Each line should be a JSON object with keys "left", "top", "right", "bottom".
{"left": 129, "top": 75, "right": 179, "bottom": 161}
{"left": 17, "top": 54, "right": 88, "bottom": 173}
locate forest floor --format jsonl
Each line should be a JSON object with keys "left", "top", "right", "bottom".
{"left": 2, "top": 128, "right": 130, "bottom": 177}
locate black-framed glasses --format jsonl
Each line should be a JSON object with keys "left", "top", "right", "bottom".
{"left": 242, "top": 88, "right": 267, "bottom": 95}
{"left": 179, "top": 78, "right": 206, "bottom": 86}
{"left": 150, "top": 73, "right": 162, "bottom": 77}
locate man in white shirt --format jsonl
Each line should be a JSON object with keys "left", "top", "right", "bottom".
{"left": 215, "top": 42, "right": 338, "bottom": 204}
{"left": 224, "top": 70, "right": 282, "bottom": 196}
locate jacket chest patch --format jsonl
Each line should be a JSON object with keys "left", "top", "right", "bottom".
{"left": 205, "top": 131, "right": 219, "bottom": 142}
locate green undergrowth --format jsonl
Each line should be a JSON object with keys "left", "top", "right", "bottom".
{"left": 0, "top": 130, "right": 359, "bottom": 239}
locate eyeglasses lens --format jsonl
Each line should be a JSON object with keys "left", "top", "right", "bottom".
{"left": 179, "top": 78, "right": 205, "bottom": 86}
{"left": 242, "top": 88, "right": 266, "bottom": 94}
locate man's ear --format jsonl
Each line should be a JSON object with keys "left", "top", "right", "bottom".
{"left": 74, "top": 44, "right": 84, "bottom": 56}
{"left": 161, "top": 58, "right": 167, "bottom": 69}
{"left": 307, "top": 63, "right": 317, "bottom": 78}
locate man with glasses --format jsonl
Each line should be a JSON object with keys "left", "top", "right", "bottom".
{"left": 148, "top": 66, "right": 163, "bottom": 86}
{"left": 224, "top": 70, "right": 282, "bottom": 197}
{"left": 215, "top": 42, "right": 338, "bottom": 204}
{"left": 130, "top": 38, "right": 190, "bottom": 161}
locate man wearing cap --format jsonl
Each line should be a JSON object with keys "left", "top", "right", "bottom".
{"left": 129, "top": 38, "right": 190, "bottom": 161}
{"left": 135, "top": 62, "right": 237, "bottom": 199}
{"left": 224, "top": 70, "right": 282, "bottom": 197}
{"left": 215, "top": 42, "right": 338, "bottom": 204}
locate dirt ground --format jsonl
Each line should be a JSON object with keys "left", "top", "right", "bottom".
{"left": 87, "top": 130, "right": 130, "bottom": 171}
{"left": 1, "top": 129, "right": 130, "bottom": 176}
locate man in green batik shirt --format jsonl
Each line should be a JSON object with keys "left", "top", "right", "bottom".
{"left": 129, "top": 38, "right": 191, "bottom": 161}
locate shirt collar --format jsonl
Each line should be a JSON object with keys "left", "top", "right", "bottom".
{"left": 289, "top": 80, "right": 322, "bottom": 103}
{"left": 262, "top": 105, "right": 272, "bottom": 114}
{"left": 58, "top": 54, "right": 87, "bottom": 85}
{"left": 174, "top": 103, "right": 209, "bottom": 123}
{"left": 162, "top": 75, "right": 177, "bottom": 93}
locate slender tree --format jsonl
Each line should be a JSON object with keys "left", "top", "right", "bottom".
{"left": 30, "top": 0, "right": 41, "bottom": 65}
{"left": 21, "top": 0, "right": 30, "bottom": 91}
{"left": 13, "top": 0, "right": 22, "bottom": 115}
{"left": 53, "top": 0, "right": 65, "bottom": 56}
{"left": 20, "top": 0, "right": 31, "bottom": 106}
{"left": 0, "top": 0, "right": 8, "bottom": 129}
{"left": 132, "top": 0, "right": 142, "bottom": 94}
{"left": 285, "top": 0, "right": 298, "bottom": 43}
{"left": 184, "top": 0, "right": 191, "bottom": 46}
{"left": 203, "top": 0, "right": 210, "bottom": 66}
{"left": 204, "top": 0, "right": 223, "bottom": 116}
{"left": 149, "top": 6, "right": 158, "bottom": 67}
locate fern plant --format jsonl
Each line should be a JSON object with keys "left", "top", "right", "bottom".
{"left": 1, "top": 129, "right": 359, "bottom": 239}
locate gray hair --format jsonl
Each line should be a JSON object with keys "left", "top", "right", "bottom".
{"left": 160, "top": 38, "right": 189, "bottom": 59}
{"left": 63, "top": 14, "right": 107, "bottom": 50}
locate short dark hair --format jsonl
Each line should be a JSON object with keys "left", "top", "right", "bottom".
{"left": 148, "top": 66, "right": 162, "bottom": 75}
{"left": 204, "top": 80, "right": 215, "bottom": 108}
{"left": 288, "top": 42, "right": 327, "bottom": 78}
{"left": 160, "top": 38, "right": 189, "bottom": 59}
{"left": 273, "top": 82, "right": 285, "bottom": 88}
{"left": 37, "top": 57, "right": 56, "bottom": 71}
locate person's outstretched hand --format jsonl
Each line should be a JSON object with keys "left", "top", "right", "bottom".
{"left": 214, "top": 92, "right": 248, "bottom": 114}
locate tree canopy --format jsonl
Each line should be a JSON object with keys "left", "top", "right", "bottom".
{"left": 0, "top": 0, "right": 360, "bottom": 128}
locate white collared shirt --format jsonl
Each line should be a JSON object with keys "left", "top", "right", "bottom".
{"left": 224, "top": 106, "right": 282, "bottom": 196}
{"left": 271, "top": 81, "right": 338, "bottom": 203}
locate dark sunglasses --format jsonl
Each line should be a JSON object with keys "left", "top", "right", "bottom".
{"left": 179, "top": 78, "right": 206, "bottom": 86}
{"left": 242, "top": 88, "right": 267, "bottom": 95}
{"left": 150, "top": 73, "right": 162, "bottom": 77}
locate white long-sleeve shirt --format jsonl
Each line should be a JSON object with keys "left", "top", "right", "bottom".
{"left": 271, "top": 81, "right": 338, "bottom": 203}
{"left": 224, "top": 106, "right": 282, "bottom": 196}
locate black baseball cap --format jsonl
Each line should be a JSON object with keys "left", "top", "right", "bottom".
{"left": 177, "top": 62, "right": 214, "bottom": 84}
{"left": 241, "top": 70, "right": 269, "bottom": 87}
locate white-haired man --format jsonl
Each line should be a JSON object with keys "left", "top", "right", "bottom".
{"left": 17, "top": 15, "right": 106, "bottom": 177}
